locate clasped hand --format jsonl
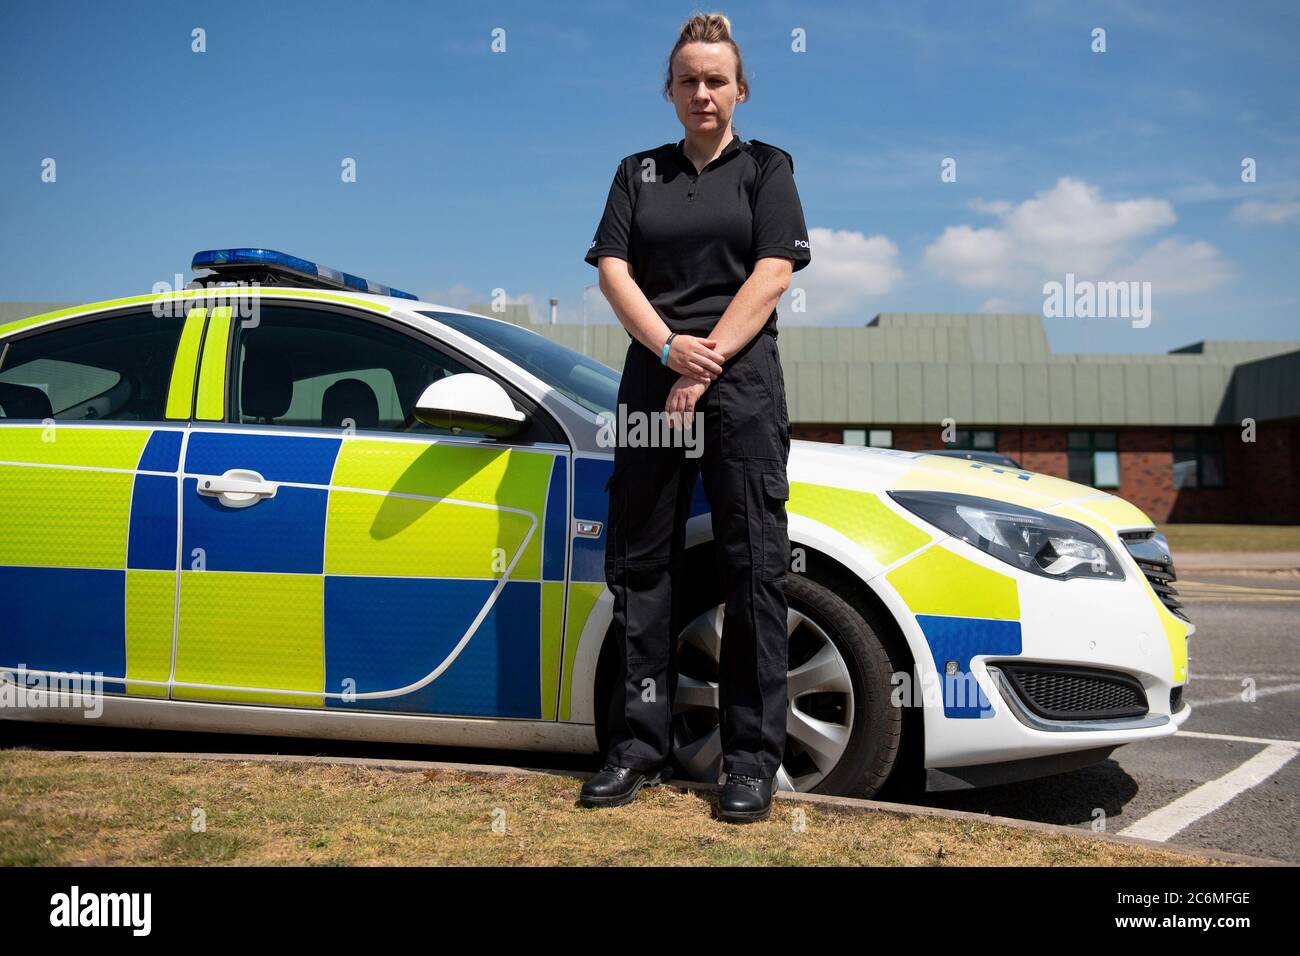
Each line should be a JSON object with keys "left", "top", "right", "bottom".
{"left": 662, "top": 333, "right": 723, "bottom": 430}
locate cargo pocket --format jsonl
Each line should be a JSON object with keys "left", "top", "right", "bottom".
{"left": 761, "top": 469, "right": 791, "bottom": 583}
{"left": 720, "top": 341, "right": 785, "bottom": 460}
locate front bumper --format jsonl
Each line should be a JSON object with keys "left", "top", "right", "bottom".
{"left": 876, "top": 532, "right": 1194, "bottom": 777}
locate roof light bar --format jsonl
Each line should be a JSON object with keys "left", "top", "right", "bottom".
{"left": 191, "top": 248, "right": 418, "bottom": 300}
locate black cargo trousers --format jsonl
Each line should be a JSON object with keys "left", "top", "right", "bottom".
{"left": 601, "top": 327, "right": 791, "bottom": 780}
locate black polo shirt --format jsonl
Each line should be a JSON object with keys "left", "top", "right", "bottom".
{"left": 584, "top": 134, "right": 811, "bottom": 339}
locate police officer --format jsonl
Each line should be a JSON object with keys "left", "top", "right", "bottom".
{"left": 578, "top": 13, "right": 811, "bottom": 822}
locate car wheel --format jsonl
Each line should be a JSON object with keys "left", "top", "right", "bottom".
{"left": 594, "top": 571, "right": 903, "bottom": 797}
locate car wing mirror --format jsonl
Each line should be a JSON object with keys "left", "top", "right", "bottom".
{"left": 414, "top": 373, "right": 529, "bottom": 438}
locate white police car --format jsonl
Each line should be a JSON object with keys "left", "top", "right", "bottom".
{"left": 0, "top": 249, "right": 1191, "bottom": 796}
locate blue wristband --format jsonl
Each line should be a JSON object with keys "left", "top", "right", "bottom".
{"left": 660, "top": 332, "right": 677, "bottom": 365}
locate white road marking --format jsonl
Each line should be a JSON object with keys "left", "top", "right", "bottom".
{"left": 1118, "top": 743, "right": 1298, "bottom": 842}
{"left": 1177, "top": 730, "right": 1300, "bottom": 747}
{"left": 1190, "top": 682, "right": 1300, "bottom": 707}
{"left": 1192, "top": 674, "right": 1300, "bottom": 681}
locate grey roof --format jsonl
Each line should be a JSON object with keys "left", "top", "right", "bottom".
{"left": 1224, "top": 348, "right": 1300, "bottom": 425}
{"left": 497, "top": 309, "right": 1300, "bottom": 427}
{"left": 5, "top": 301, "right": 1297, "bottom": 427}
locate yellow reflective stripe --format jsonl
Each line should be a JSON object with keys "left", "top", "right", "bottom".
{"left": 126, "top": 570, "right": 175, "bottom": 697}
{"left": 1146, "top": 584, "right": 1190, "bottom": 683}
{"left": 541, "top": 581, "right": 565, "bottom": 720}
{"left": 1074, "top": 495, "right": 1152, "bottom": 529}
{"left": 0, "top": 288, "right": 394, "bottom": 339}
{"left": 560, "top": 582, "right": 604, "bottom": 721}
{"left": 165, "top": 308, "right": 207, "bottom": 420}
{"left": 789, "top": 482, "right": 932, "bottom": 566}
{"left": 327, "top": 440, "right": 553, "bottom": 579}
{"left": 0, "top": 425, "right": 149, "bottom": 469}
{"left": 174, "top": 571, "right": 324, "bottom": 707}
{"left": 0, "top": 465, "right": 134, "bottom": 568}
{"left": 886, "top": 545, "right": 1020, "bottom": 620}
{"left": 326, "top": 489, "right": 535, "bottom": 578}
{"left": 195, "top": 305, "right": 232, "bottom": 421}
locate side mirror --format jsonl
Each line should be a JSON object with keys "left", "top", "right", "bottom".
{"left": 414, "top": 373, "right": 529, "bottom": 438}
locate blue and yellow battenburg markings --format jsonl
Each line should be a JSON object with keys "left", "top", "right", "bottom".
{"left": 559, "top": 456, "right": 712, "bottom": 719}
{"left": 0, "top": 294, "right": 576, "bottom": 721}
{"left": 0, "top": 423, "right": 573, "bottom": 719}
{"left": 885, "top": 545, "right": 1022, "bottom": 718}
{"left": 0, "top": 427, "right": 180, "bottom": 698}
{"left": 173, "top": 432, "right": 564, "bottom": 717}
{"left": 787, "top": 480, "right": 1022, "bottom": 719}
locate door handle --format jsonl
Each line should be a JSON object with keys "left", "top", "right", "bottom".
{"left": 197, "top": 468, "right": 277, "bottom": 509}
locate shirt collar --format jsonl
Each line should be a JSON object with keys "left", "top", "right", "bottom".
{"left": 676, "top": 133, "right": 744, "bottom": 169}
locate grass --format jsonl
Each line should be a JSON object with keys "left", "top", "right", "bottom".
{"left": 1159, "top": 524, "right": 1300, "bottom": 553}
{"left": 0, "top": 752, "right": 1224, "bottom": 866}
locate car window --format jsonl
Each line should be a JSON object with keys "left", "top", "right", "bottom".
{"left": 232, "top": 305, "right": 494, "bottom": 437}
{"left": 0, "top": 310, "right": 186, "bottom": 421}
{"left": 419, "top": 310, "right": 620, "bottom": 417}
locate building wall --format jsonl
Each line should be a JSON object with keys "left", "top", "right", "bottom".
{"left": 791, "top": 422, "right": 1300, "bottom": 524}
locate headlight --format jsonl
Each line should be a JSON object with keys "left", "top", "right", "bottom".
{"left": 888, "top": 491, "right": 1124, "bottom": 581}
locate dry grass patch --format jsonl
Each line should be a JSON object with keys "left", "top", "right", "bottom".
{"left": 0, "top": 753, "right": 1224, "bottom": 866}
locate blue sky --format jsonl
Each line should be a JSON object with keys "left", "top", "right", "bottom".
{"left": 1, "top": 0, "right": 1296, "bottom": 354}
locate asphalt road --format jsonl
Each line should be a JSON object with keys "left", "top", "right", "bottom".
{"left": 2, "top": 572, "right": 1296, "bottom": 862}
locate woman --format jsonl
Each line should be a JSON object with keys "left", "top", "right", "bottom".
{"left": 579, "top": 12, "right": 811, "bottom": 823}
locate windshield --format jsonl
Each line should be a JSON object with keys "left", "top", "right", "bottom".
{"left": 419, "top": 310, "right": 620, "bottom": 416}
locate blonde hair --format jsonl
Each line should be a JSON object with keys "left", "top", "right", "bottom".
{"left": 663, "top": 12, "right": 748, "bottom": 102}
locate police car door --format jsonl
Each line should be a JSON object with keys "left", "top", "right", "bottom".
{"left": 171, "top": 299, "right": 569, "bottom": 720}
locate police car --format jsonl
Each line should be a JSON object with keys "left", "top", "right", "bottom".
{"left": 0, "top": 249, "right": 1191, "bottom": 796}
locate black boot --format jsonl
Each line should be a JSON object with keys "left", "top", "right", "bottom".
{"left": 579, "top": 764, "right": 662, "bottom": 808}
{"left": 719, "top": 773, "right": 774, "bottom": 822}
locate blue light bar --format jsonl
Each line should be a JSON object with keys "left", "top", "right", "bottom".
{"left": 191, "top": 248, "right": 418, "bottom": 300}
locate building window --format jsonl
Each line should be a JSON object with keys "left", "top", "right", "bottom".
{"left": 945, "top": 429, "right": 997, "bottom": 451}
{"left": 1068, "top": 431, "right": 1120, "bottom": 488}
{"left": 1173, "top": 432, "right": 1226, "bottom": 489}
{"left": 844, "top": 428, "right": 891, "bottom": 447}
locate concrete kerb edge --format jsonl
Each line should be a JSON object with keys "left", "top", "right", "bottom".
{"left": 14, "top": 748, "right": 1287, "bottom": 867}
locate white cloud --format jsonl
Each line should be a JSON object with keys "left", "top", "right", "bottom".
{"left": 419, "top": 283, "right": 478, "bottom": 308}
{"left": 922, "top": 177, "right": 1230, "bottom": 298}
{"left": 923, "top": 225, "right": 1017, "bottom": 288}
{"left": 1113, "top": 238, "right": 1235, "bottom": 295}
{"left": 788, "top": 227, "right": 903, "bottom": 321}
{"left": 425, "top": 228, "right": 905, "bottom": 329}
{"left": 1003, "top": 177, "right": 1174, "bottom": 254}
{"left": 968, "top": 198, "right": 1012, "bottom": 216}
{"left": 1233, "top": 200, "right": 1300, "bottom": 225}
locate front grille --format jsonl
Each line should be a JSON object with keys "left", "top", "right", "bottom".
{"left": 999, "top": 663, "right": 1149, "bottom": 721}
{"left": 1170, "top": 685, "right": 1184, "bottom": 712}
{"left": 1120, "top": 530, "right": 1189, "bottom": 621}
